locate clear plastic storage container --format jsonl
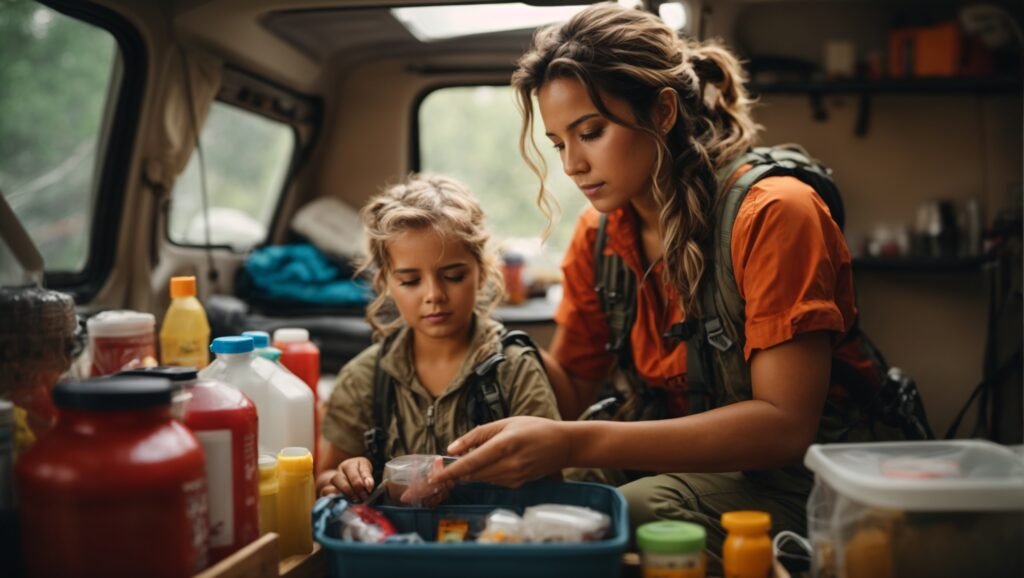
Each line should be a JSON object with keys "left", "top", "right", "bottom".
{"left": 804, "top": 440, "right": 1024, "bottom": 578}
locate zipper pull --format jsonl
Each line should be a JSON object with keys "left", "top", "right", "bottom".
{"left": 426, "top": 404, "right": 435, "bottom": 429}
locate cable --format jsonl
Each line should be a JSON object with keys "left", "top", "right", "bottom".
{"left": 179, "top": 45, "right": 220, "bottom": 292}
{"left": 772, "top": 530, "right": 812, "bottom": 563}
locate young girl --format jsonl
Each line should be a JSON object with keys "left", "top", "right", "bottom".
{"left": 316, "top": 174, "right": 559, "bottom": 504}
{"left": 432, "top": 3, "right": 913, "bottom": 567}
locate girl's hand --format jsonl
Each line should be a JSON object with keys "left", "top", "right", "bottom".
{"left": 429, "top": 416, "right": 570, "bottom": 488}
{"left": 318, "top": 456, "right": 375, "bottom": 501}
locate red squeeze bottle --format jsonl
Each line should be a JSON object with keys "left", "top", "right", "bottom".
{"left": 121, "top": 366, "right": 259, "bottom": 564}
{"left": 272, "top": 328, "right": 320, "bottom": 464}
{"left": 17, "top": 376, "right": 210, "bottom": 578}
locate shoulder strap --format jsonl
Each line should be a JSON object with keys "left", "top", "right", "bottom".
{"left": 364, "top": 334, "right": 398, "bottom": 482}
{"left": 467, "top": 328, "right": 540, "bottom": 426}
{"left": 687, "top": 146, "right": 848, "bottom": 408}
{"left": 594, "top": 213, "right": 637, "bottom": 367}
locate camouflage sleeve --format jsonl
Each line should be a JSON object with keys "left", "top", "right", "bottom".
{"left": 321, "top": 346, "right": 378, "bottom": 457}
{"left": 499, "top": 346, "right": 562, "bottom": 421}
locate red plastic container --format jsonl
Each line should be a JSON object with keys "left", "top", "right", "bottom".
{"left": 16, "top": 376, "right": 210, "bottom": 577}
{"left": 123, "top": 367, "right": 260, "bottom": 564}
{"left": 273, "top": 328, "right": 320, "bottom": 464}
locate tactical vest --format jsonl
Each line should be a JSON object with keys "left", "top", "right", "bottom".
{"left": 594, "top": 145, "right": 933, "bottom": 440}
{"left": 363, "top": 329, "right": 542, "bottom": 481}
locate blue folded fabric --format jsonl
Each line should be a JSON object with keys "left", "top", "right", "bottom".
{"left": 243, "top": 244, "right": 372, "bottom": 306}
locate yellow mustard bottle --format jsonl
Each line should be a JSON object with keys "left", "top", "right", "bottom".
{"left": 276, "top": 447, "right": 314, "bottom": 557}
{"left": 258, "top": 454, "right": 279, "bottom": 537}
{"left": 159, "top": 276, "right": 210, "bottom": 368}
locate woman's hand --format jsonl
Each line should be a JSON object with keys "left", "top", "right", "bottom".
{"left": 429, "top": 416, "right": 571, "bottom": 487}
{"left": 317, "top": 456, "right": 375, "bottom": 501}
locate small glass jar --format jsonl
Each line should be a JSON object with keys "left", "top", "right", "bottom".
{"left": 637, "top": 520, "right": 707, "bottom": 578}
{"left": 87, "top": 310, "right": 157, "bottom": 376}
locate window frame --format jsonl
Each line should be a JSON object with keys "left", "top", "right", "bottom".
{"left": 164, "top": 66, "right": 322, "bottom": 252}
{"left": 37, "top": 0, "right": 147, "bottom": 302}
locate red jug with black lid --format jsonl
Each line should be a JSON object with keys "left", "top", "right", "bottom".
{"left": 16, "top": 376, "right": 209, "bottom": 577}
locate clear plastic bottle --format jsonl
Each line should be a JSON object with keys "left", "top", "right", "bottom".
{"left": 721, "top": 511, "right": 772, "bottom": 578}
{"left": 276, "top": 447, "right": 314, "bottom": 557}
{"left": 200, "top": 337, "right": 314, "bottom": 458}
{"left": 160, "top": 276, "right": 211, "bottom": 369}
{"left": 258, "top": 454, "right": 279, "bottom": 537}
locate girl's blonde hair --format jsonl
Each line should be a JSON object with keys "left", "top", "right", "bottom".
{"left": 513, "top": 2, "right": 761, "bottom": 317}
{"left": 357, "top": 174, "right": 504, "bottom": 339}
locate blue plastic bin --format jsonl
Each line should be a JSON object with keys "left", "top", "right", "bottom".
{"left": 313, "top": 481, "right": 629, "bottom": 578}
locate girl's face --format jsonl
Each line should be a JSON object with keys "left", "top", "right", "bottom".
{"left": 386, "top": 227, "right": 481, "bottom": 343}
{"left": 538, "top": 76, "right": 659, "bottom": 213}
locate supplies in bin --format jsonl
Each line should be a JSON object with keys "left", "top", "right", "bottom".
{"left": 319, "top": 497, "right": 396, "bottom": 543}
{"left": 522, "top": 504, "right": 610, "bottom": 543}
{"left": 478, "top": 509, "right": 525, "bottom": 543}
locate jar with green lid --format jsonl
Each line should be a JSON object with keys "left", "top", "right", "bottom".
{"left": 636, "top": 520, "right": 707, "bottom": 578}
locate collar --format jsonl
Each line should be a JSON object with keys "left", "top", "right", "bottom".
{"left": 377, "top": 314, "right": 505, "bottom": 397}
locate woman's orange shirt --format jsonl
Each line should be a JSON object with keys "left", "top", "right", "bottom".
{"left": 553, "top": 174, "right": 877, "bottom": 416}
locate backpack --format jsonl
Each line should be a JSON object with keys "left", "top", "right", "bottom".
{"left": 362, "top": 329, "right": 541, "bottom": 481}
{"left": 594, "top": 145, "right": 933, "bottom": 439}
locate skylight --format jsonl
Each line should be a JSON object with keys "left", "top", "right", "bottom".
{"left": 391, "top": 3, "right": 590, "bottom": 42}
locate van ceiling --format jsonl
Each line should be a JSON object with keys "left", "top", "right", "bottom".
{"left": 169, "top": 0, "right": 582, "bottom": 90}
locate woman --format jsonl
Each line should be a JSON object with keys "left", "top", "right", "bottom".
{"left": 432, "top": 2, "right": 902, "bottom": 565}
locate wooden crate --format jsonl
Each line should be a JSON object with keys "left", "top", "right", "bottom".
{"left": 194, "top": 534, "right": 327, "bottom": 578}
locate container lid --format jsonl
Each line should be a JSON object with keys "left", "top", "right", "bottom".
{"left": 211, "top": 336, "right": 254, "bottom": 354}
{"left": 170, "top": 276, "right": 197, "bottom": 299}
{"left": 259, "top": 453, "right": 278, "bottom": 471}
{"left": 53, "top": 377, "right": 174, "bottom": 410}
{"left": 804, "top": 440, "right": 1024, "bottom": 511}
{"left": 86, "top": 310, "right": 155, "bottom": 338}
{"left": 277, "top": 447, "right": 312, "bottom": 474}
{"left": 242, "top": 330, "right": 270, "bottom": 348}
{"left": 119, "top": 366, "right": 198, "bottom": 383}
{"left": 273, "top": 328, "right": 309, "bottom": 343}
{"left": 720, "top": 511, "right": 771, "bottom": 535}
{"left": 257, "top": 347, "right": 282, "bottom": 363}
{"left": 637, "top": 521, "right": 705, "bottom": 554}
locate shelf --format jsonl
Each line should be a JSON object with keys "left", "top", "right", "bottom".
{"left": 748, "top": 76, "right": 1022, "bottom": 96}
{"left": 852, "top": 255, "right": 992, "bottom": 272}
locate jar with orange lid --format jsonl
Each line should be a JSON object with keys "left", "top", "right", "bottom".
{"left": 721, "top": 511, "right": 772, "bottom": 578}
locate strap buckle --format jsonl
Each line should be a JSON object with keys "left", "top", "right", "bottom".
{"left": 704, "top": 317, "right": 734, "bottom": 352}
{"left": 363, "top": 427, "right": 385, "bottom": 454}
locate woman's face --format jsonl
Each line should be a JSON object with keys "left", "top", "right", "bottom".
{"left": 386, "top": 227, "right": 481, "bottom": 343}
{"left": 538, "top": 76, "right": 659, "bottom": 213}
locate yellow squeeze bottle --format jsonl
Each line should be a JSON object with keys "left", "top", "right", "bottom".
{"left": 276, "top": 447, "right": 314, "bottom": 557}
{"left": 258, "top": 454, "right": 279, "bottom": 537}
{"left": 160, "top": 276, "right": 210, "bottom": 368}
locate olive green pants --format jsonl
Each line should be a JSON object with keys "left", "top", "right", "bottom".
{"left": 569, "top": 467, "right": 813, "bottom": 574}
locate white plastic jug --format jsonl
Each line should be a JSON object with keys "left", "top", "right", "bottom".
{"left": 200, "top": 336, "right": 315, "bottom": 457}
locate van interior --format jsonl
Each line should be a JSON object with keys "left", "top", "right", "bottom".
{"left": 1, "top": 0, "right": 1022, "bottom": 570}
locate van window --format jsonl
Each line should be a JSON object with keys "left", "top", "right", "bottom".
{"left": 417, "top": 85, "right": 588, "bottom": 283}
{"left": 168, "top": 102, "right": 296, "bottom": 250}
{"left": 0, "top": 0, "right": 119, "bottom": 273}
